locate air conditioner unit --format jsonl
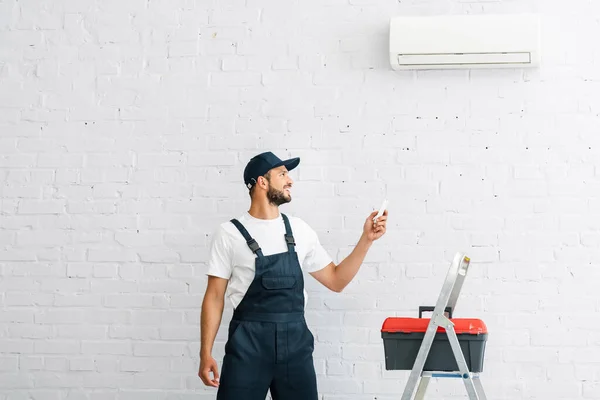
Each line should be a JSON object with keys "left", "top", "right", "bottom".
{"left": 389, "top": 14, "right": 541, "bottom": 70}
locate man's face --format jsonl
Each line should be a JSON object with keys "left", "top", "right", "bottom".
{"left": 265, "top": 166, "right": 293, "bottom": 206}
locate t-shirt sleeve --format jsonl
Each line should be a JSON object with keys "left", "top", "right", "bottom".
{"left": 301, "top": 221, "right": 333, "bottom": 273}
{"left": 206, "top": 225, "right": 233, "bottom": 279}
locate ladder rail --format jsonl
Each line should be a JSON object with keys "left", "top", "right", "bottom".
{"left": 401, "top": 254, "right": 464, "bottom": 400}
{"left": 414, "top": 376, "right": 430, "bottom": 400}
{"left": 400, "top": 320, "right": 438, "bottom": 400}
{"left": 473, "top": 376, "right": 488, "bottom": 400}
{"left": 446, "top": 254, "right": 470, "bottom": 314}
{"left": 446, "top": 324, "right": 480, "bottom": 399}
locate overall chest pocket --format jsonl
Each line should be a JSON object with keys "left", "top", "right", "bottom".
{"left": 261, "top": 276, "right": 297, "bottom": 290}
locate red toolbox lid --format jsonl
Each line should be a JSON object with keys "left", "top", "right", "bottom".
{"left": 381, "top": 318, "right": 487, "bottom": 335}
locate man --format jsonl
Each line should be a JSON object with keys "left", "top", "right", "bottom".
{"left": 198, "top": 151, "right": 388, "bottom": 400}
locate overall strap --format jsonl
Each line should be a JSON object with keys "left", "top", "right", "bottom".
{"left": 230, "top": 219, "right": 264, "bottom": 258}
{"left": 281, "top": 214, "right": 296, "bottom": 253}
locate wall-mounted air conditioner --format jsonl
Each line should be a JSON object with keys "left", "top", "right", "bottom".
{"left": 389, "top": 14, "right": 541, "bottom": 70}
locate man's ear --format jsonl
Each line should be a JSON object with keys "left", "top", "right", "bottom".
{"left": 257, "top": 175, "right": 269, "bottom": 189}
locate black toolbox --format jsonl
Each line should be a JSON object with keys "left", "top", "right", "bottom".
{"left": 381, "top": 315, "right": 487, "bottom": 372}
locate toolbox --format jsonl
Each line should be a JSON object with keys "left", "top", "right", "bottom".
{"left": 381, "top": 316, "right": 488, "bottom": 372}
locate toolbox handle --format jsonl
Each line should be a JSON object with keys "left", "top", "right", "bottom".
{"left": 419, "top": 306, "right": 453, "bottom": 319}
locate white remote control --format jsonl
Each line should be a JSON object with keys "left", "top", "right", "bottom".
{"left": 373, "top": 199, "right": 388, "bottom": 222}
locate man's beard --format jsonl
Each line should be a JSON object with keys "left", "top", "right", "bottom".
{"left": 267, "top": 185, "right": 291, "bottom": 206}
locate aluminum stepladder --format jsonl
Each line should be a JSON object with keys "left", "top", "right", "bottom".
{"left": 401, "top": 252, "right": 488, "bottom": 400}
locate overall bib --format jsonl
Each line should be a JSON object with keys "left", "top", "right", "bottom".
{"left": 216, "top": 214, "right": 318, "bottom": 400}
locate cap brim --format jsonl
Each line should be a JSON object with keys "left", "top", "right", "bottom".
{"left": 274, "top": 157, "right": 300, "bottom": 172}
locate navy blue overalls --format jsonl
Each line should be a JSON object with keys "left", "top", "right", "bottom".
{"left": 216, "top": 214, "right": 318, "bottom": 400}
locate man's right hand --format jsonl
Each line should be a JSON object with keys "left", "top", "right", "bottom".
{"left": 199, "top": 356, "right": 220, "bottom": 387}
{"left": 199, "top": 276, "right": 227, "bottom": 388}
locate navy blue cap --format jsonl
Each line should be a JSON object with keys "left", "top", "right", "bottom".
{"left": 244, "top": 151, "right": 300, "bottom": 189}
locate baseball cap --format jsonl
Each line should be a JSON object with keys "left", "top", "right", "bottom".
{"left": 243, "top": 151, "right": 300, "bottom": 189}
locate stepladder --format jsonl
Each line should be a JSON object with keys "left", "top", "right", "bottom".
{"left": 381, "top": 253, "right": 489, "bottom": 400}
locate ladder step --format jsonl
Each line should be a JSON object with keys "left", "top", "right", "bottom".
{"left": 432, "top": 373, "right": 463, "bottom": 379}
{"left": 422, "top": 371, "right": 481, "bottom": 379}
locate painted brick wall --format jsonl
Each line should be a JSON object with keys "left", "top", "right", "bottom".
{"left": 1, "top": 0, "right": 600, "bottom": 398}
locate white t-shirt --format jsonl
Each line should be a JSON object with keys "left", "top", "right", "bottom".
{"left": 206, "top": 212, "right": 333, "bottom": 309}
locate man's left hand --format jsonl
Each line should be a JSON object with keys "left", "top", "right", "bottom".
{"left": 364, "top": 209, "right": 388, "bottom": 242}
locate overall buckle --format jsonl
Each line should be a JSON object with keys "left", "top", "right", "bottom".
{"left": 247, "top": 238, "right": 261, "bottom": 253}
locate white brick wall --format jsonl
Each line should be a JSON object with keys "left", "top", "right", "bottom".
{"left": 1, "top": 0, "right": 599, "bottom": 398}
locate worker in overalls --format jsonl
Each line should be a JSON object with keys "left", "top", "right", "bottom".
{"left": 198, "top": 151, "right": 388, "bottom": 399}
